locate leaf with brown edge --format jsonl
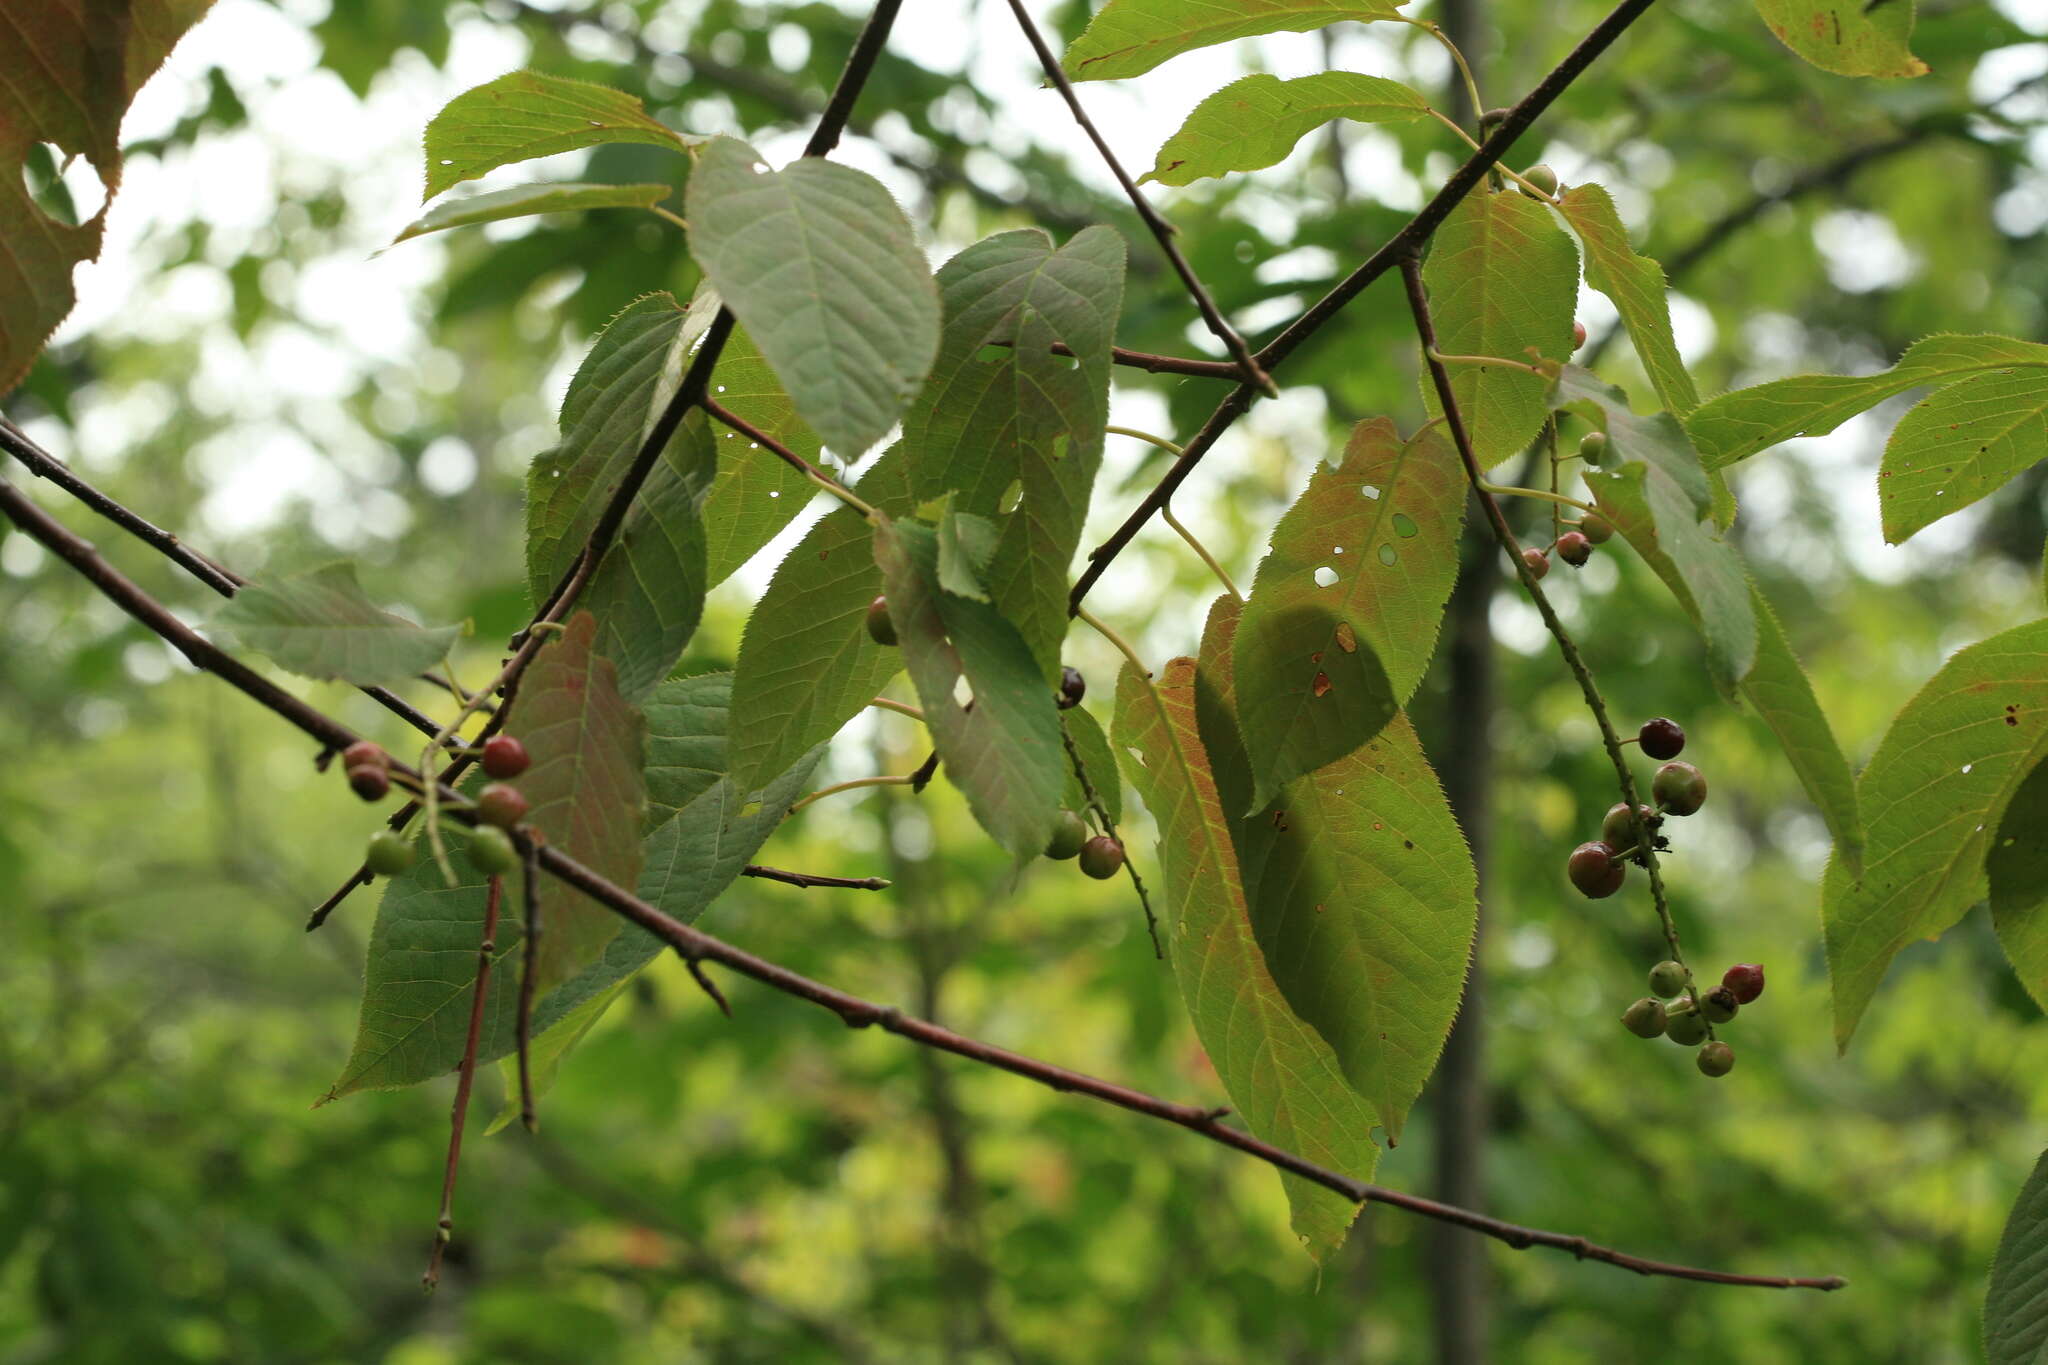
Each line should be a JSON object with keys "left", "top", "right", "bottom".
{"left": 1233, "top": 418, "right": 1464, "bottom": 814}
{"left": 0, "top": 0, "right": 217, "bottom": 392}
{"left": 1753, "top": 0, "right": 1928, "bottom": 79}
{"left": 516, "top": 610, "right": 647, "bottom": 997}
{"left": 1114, "top": 652, "right": 1378, "bottom": 1263}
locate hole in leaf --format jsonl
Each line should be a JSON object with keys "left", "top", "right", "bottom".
{"left": 1125, "top": 745, "right": 1148, "bottom": 768}
{"left": 998, "top": 479, "right": 1023, "bottom": 514}
{"left": 1050, "top": 434, "right": 1070, "bottom": 462}
{"left": 974, "top": 344, "right": 1009, "bottom": 364}
{"left": 952, "top": 675, "right": 974, "bottom": 709}
{"left": 1334, "top": 622, "right": 1357, "bottom": 653}
{"left": 1332, "top": 545, "right": 1345, "bottom": 555}
{"left": 1312, "top": 566, "right": 1338, "bottom": 588}
{"left": 1378, "top": 545, "right": 1397, "bottom": 566}
{"left": 1392, "top": 513, "right": 1419, "bottom": 537}
{"left": 1312, "top": 671, "right": 1332, "bottom": 697}
{"left": 1360, "top": 485, "right": 1382, "bottom": 500}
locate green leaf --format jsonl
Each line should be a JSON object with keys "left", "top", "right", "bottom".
{"left": 1985, "top": 1146, "right": 2048, "bottom": 1365}
{"left": 1575, "top": 369, "right": 1756, "bottom": 691}
{"left": 1741, "top": 585, "right": 1863, "bottom": 873}
{"left": 422, "top": 70, "right": 695, "bottom": 200}
{"left": 517, "top": 610, "right": 647, "bottom": 998}
{"left": 1233, "top": 418, "right": 1464, "bottom": 813}
{"left": 1687, "top": 334, "right": 2048, "bottom": 472}
{"left": 727, "top": 450, "right": 913, "bottom": 795}
{"left": 1062, "top": 0, "right": 1410, "bottom": 82}
{"left": 1142, "top": 72, "right": 1429, "bottom": 187}
{"left": 389, "top": 182, "right": 669, "bottom": 247}
{"left": 1060, "top": 704, "right": 1123, "bottom": 826}
{"left": 1557, "top": 185, "right": 1699, "bottom": 415}
{"left": 1204, "top": 595, "right": 1475, "bottom": 1146}
{"left": 1421, "top": 190, "right": 1580, "bottom": 469}
{"left": 1113, "top": 655, "right": 1377, "bottom": 1263}
{"left": 209, "top": 562, "right": 459, "bottom": 688}
{"left": 1990, "top": 760, "right": 2048, "bottom": 1015}
{"left": 696, "top": 312, "right": 830, "bottom": 585}
{"left": 525, "top": 292, "right": 713, "bottom": 701}
{"left": 685, "top": 136, "right": 939, "bottom": 459}
{"left": 874, "top": 516, "right": 1064, "bottom": 858}
{"left": 1824, "top": 619, "right": 2048, "bottom": 1050}
{"left": 1879, "top": 369, "right": 2048, "bottom": 544}
{"left": 904, "top": 227, "right": 1127, "bottom": 672}
{"left": 1752, "top": 0, "right": 1928, "bottom": 78}
{"left": 484, "top": 977, "right": 625, "bottom": 1136}
{"left": 0, "top": 0, "right": 216, "bottom": 391}
{"left": 935, "top": 507, "right": 1000, "bottom": 601}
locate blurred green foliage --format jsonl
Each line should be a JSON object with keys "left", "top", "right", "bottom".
{"left": 2, "top": 0, "right": 2045, "bottom": 1360}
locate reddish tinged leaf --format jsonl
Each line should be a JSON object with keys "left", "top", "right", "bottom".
{"left": 516, "top": 611, "right": 648, "bottom": 995}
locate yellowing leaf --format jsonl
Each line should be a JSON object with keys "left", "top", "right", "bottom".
{"left": 1143, "top": 72, "right": 1428, "bottom": 187}
{"left": 1753, "top": 0, "right": 1928, "bottom": 79}
{"left": 1880, "top": 368, "right": 2048, "bottom": 544}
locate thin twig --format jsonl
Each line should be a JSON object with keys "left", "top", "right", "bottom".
{"left": 1061, "top": 715, "right": 1162, "bottom": 959}
{"left": 424, "top": 874, "right": 501, "bottom": 1290}
{"left": 518, "top": 837, "right": 542, "bottom": 1133}
{"left": 998, "top": 0, "right": 1274, "bottom": 396}
{"left": 743, "top": 864, "right": 892, "bottom": 891}
{"left": 699, "top": 398, "right": 876, "bottom": 517}
{"left": 1399, "top": 254, "right": 1706, "bottom": 1026}
{"left": 789, "top": 773, "right": 916, "bottom": 814}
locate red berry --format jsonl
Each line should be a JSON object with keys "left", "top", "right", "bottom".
{"left": 481, "top": 735, "right": 530, "bottom": 779}
{"left": 341, "top": 740, "right": 386, "bottom": 771}
{"left": 1556, "top": 531, "right": 1592, "bottom": 567}
{"left": 476, "top": 783, "right": 529, "bottom": 829}
{"left": 347, "top": 764, "right": 391, "bottom": 802}
{"left": 1567, "top": 841, "right": 1626, "bottom": 898}
{"left": 1520, "top": 547, "right": 1550, "bottom": 581}
{"left": 1572, "top": 321, "right": 1588, "bottom": 351}
{"left": 1638, "top": 718, "right": 1685, "bottom": 760}
{"left": 866, "top": 596, "right": 898, "bottom": 647}
{"left": 1078, "top": 835, "right": 1125, "bottom": 880}
{"left": 1652, "top": 760, "right": 1707, "bottom": 816}
{"left": 1722, "top": 963, "right": 1765, "bottom": 1004}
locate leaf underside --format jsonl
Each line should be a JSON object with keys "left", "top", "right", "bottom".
{"left": 422, "top": 69, "right": 693, "bottom": 200}
{"left": 210, "top": 561, "right": 460, "bottom": 688}
{"left": 1062, "top": 0, "right": 1410, "bottom": 83}
{"left": 1143, "top": 72, "right": 1428, "bottom": 187}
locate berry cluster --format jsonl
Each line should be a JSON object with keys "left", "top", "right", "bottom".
{"left": 343, "top": 732, "right": 534, "bottom": 881}
{"left": 1621, "top": 961, "right": 1765, "bottom": 1077}
{"left": 1564, "top": 719, "right": 1706, "bottom": 900}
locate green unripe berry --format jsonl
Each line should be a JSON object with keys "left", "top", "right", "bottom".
{"left": 1078, "top": 835, "right": 1125, "bottom": 880}
{"left": 1045, "top": 810, "right": 1089, "bottom": 861}
{"left": 1578, "top": 513, "right": 1615, "bottom": 545}
{"left": 1652, "top": 760, "right": 1708, "bottom": 816}
{"left": 1696, "top": 1041, "right": 1735, "bottom": 1077}
{"left": 470, "top": 825, "right": 520, "bottom": 877}
{"left": 1578, "top": 431, "right": 1610, "bottom": 468}
{"left": 866, "top": 596, "right": 898, "bottom": 647}
{"left": 1520, "top": 163, "right": 1560, "bottom": 197}
{"left": 1648, "top": 960, "right": 1688, "bottom": 997}
{"left": 1601, "top": 802, "right": 1656, "bottom": 853}
{"left": 1665, "top": 1002, "right": 1710, "bottom": 1047}
{"left": 1701, "top": 984, "right": 1740, "bottom": 1024}
{"left": 365, "top": 829, "right": 416, "bottom": 878}
{"left": 1621, "top": 998, "right": 1667, "bottom": 1039}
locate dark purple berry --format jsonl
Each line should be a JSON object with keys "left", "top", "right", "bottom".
{"left": 1696, "top": 1041, "right": 1735, "bottom": 1077}
{"left": 1652, "top": 760, "right": 1707, "bottom": 816}
{"left": 1638, "top": 718, "right": 1685, "bottom": 760}
{"left": 1722, "top": 963, "right": 1765, "bottom": 1004}
{"left": 341, "top": 740, "right": 386, "bottom": 771}
{"left": 481, "top": 735, "right": 530, "bottom": 780}
{"left": 476, "top": 783, "right": 529, "bottom": 829}
{"left": 1059, "top": 666, "right": 1086, "bottom": 710}
{"left": 1567, "top": 841, "right": 1626, "bottom": 898}
{"left": 1556, "top": 531, "right": 1593, "bottom": 567}
{"left": 1078, "top": 835, "right": 1125, "bottom": 880}
{"left": 866, "top": 596, "right": 898, "bottom": 647}
{"left": 347, "top": 764, "right": 391, "bottom": 802}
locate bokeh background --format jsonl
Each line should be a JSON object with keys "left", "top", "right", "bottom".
{"left": 4, "top": 0, "right": 2047, "bottom": 1360}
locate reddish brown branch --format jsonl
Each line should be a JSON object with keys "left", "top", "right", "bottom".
{"left": 517, "top": 840, "right": 543, "bottom": 1133}
{"left": 424, "top": 873, "right": 501, "bottom": 1290}
{"left": 742, "top": 865, "right": 891, "bottom": 891}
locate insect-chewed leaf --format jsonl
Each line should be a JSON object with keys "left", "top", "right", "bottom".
{"left": 1114, "top": 655, "right": 1378, "bottom": 1263}
{"left": 697, "top": 313, "right": 829, "bottom": 584}
{"left": 1687, "top": 334, "right": 2048, "bottom": 471}
{"left": 1060, "top": 705, "right": 1123, "bottom": 826}
{"left": 686, "top": 136, "right": 939, "bottom": 460}
{"left": 1985, "top": 1145, "right": 2048, "bottom": 1365}
{"left": 1557, "top": 185, "right": 1699, "bottom": 416}
{"left": 0, "top": 0, "right": 215, "bottom": 392}
{"left": 727, "top": 449, "right": 913, "bottom": 795}
{"left": 1741, "top": 585, "right": 1862, "bottom": 872}
{"left": 525, "top": 292, "right": 714, "bottom": 701}
{"left": 1879, "top": 368, "right": 2048, "bottom": 544}
{"left": 1989, "top": 759, "right": 2048, "bottom": 1014}
{"left": 1143, "top": 72, "right": 1429, "bottom": 186}
{"left": 389, "top": 182, "right": 670, "bottom": 247}
{"left": 422, "top": 70, "right": 696, "bottom": 200}
{"left": 1203, "top": 595, "right": 1474, "bottom": 1148}
{"left": 874, "top": 516, "right": 1064, "bottom": 858}
{"left": 1824, "top": 618, "right": 2048, "bottom": 1050}
{"left": 1752, "top": 0, "right": 1927, "bottom": 78}
{"left": 1062, "top": 0, "right": 1410, "bottom": 82}
{"left": 210, "top": 561, "right": 459, "bottom": 688}
{"left": 1421, "top": 190, "right": 1580, "bottom": 469}
{"left": 1233, "top": 419, "right": 1463, "bottom": 813}
{"left": 904, "top": 227, "right": 1127, "bottom": 674}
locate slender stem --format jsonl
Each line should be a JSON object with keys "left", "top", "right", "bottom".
{"left": 1429, "top": 348, "right": 1551, "bottom": 376}
{"left": 1399, "top": 254, "right": 1707, "bottom": 1031}
{"left": 1480, "top": 482, "right": 1600, "bottom": 518}
{"left": 789, "top": 773, "right": 916, "bottom": 814}
{"left": 997, "top": 340, "right": 1245, "bottom": 381}
{"left": 742, "top": 864, "right": 891, "bottom": 891}
{"left": 1076, "top": 606, "right": 1148, "bottom": 679}
{"left": 1425, "top": 110, "right": 1559, "bottom": 201}
{"left": 7, "top": 467, "right": 1839, "bottom": 1289}
{"left": 647, "top": 204, "right": 689, "bottom": 233}
{"left": 1061, "top": 715, "right": 1163, "bottom": 959}
{"left": 1106, "top": 424, "right": 1184, "bottom": 457}
{"left": 1398, "top": 17, "right": 1485, "bottom": 127}
{"left": 999, "top": 0, "right": 1274, "bottom": 396}
{"left": 700, "top": 398, "right": 876, "bottom": 518}
{"left": 424, "top": 873, "right": 501, "bottom": 1290}
{"left": 518, "top": 839, "right": 542, "bottom": 1133}
{"left": 869, "top": 696, "right": 926, "bottom": 722}
{"left": 1161, "top": 504, "right": 1243, "bottom": 602}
